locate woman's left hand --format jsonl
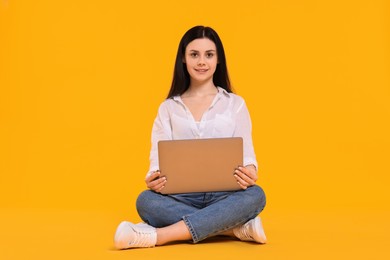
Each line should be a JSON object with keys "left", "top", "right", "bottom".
{"left": 234, "top": 165, "right": 258, "bottom": 190}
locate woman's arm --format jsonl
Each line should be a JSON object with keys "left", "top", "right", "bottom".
{"left": 146, "top": 102, "right": 172, "bottom": 191}
{"left": 233, "top": 99, "right": 259, "bottom": 189}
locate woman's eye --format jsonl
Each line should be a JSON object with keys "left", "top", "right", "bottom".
{"left": 206, "top": 53, "right": 214, "bottom": 58}
{"left": 190, "top": 53, "right": 198, "bottom": 57}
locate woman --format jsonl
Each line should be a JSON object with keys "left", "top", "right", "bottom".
{"left": 114, "top": 26, "right": 267, "bottom": 249}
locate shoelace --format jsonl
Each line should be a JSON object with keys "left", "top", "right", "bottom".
{"left": 128, "top": 226, "right": 156, "bottom": 248}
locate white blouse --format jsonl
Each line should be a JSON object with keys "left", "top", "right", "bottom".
{"left": 147, "top": 87, "right": 258, "bottom": 177}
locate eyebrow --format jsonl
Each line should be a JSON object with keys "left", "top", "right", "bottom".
{"left": 188, "top": 49, "right": 216, "bottom": 52}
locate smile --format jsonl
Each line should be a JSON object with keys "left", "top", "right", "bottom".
{"left": 195, "top": 69, "right": 208, "bottom": 73}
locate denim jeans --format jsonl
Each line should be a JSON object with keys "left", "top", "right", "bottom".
{"left": 136, "top": 185, "right": 266, "bottom": 243}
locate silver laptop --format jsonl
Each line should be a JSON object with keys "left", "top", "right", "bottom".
{"left": 158, "top": 137, "right": 243, "bottom": 194}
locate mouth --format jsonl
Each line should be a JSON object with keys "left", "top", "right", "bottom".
{"left": 195, "top": 69, "right": 209, "bottom": 73}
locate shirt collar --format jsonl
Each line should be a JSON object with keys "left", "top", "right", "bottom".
{"left": 173, "top": 86, "right": 230, "bottom": 102}
{"left": 216, "top": 86, "right": 231, "bottom": 98}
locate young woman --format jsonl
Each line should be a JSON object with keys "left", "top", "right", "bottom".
{"left": 114, "top": 26, "right": 267, "bottom": 249}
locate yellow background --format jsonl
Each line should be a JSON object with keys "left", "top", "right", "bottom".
{"left": 1, "top": 0, "right": 389, "bottom": 259}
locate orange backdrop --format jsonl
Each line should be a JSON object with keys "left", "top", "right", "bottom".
{"left": 0, "top": 1, "right": 389, "bottom": 259}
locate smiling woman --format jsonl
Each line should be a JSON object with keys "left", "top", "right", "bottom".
{"left": 183, "top": 39, "right": 218, "bottom": 88}
{"left": 167, "top": 26, "right": 231, "bottom": 98}
{"left": 180, "top": 39, "right": 220, "bottom": 121}
{"left": 113, "top": 26, "right": 267, "bottom": 249}
{"left": 1, "top": 1, "right": 389, "bottom": 259}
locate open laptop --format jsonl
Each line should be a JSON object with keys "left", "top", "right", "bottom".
{"left": 158, "top": 137, "right": 243, "bottom": 194}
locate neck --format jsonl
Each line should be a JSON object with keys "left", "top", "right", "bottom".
{"left": 186, "top": 82, "right": 217, "bottom": 97}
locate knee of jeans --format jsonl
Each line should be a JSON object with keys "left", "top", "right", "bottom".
{"left": 136, "top": 190, "right": 156, "bottom": 217}
{"left": 248, "top": 185, "right": 266, "bottom": 212}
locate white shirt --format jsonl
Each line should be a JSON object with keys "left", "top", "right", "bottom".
{"left": 147, "top": 87, "right": 258, "bottom": 177}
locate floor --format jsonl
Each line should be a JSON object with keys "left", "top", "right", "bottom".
{"left": 1, "top": 206, "right": 389, "bottom": 260}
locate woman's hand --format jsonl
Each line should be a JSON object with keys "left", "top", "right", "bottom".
{"left": 145, "top": 171, "right": 167, "bottom": 193}
{"left": 234, "top": 165, "right": 258, "bottom": 190}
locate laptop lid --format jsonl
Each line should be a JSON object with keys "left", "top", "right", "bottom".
{"left": 158, "top": 137, "right": 243, "bottom": 194}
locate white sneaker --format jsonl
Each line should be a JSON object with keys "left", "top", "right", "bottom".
{"left": 233, "top": 217, "right": 267, "bottom": 244}
{"left": 114, "top": 221, "right": 157, "bottom": 249}
{"left": 135, "top": 222, "right": 154, "bottom": 229}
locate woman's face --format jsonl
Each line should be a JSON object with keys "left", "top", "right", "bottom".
{"left": 184, "top": 38, "right": 218, "bottom": 85}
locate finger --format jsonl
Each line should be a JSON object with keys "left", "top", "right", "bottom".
{"left": 237, "top": 166, "right": 257, "bottom": 181}
{"left": 145, "top": 171, "right": 160, "bottom": 183}
{"left": 234, "top": 173, "right": 250, "bottom": 187}
{"left": 234, "top": 173, "right": 250, "bottom": 188}
{"left": 238, "top": 166, "right": 258, "bottom": 182}
{"left": 155, "top": 183, "right": 166, "bottom": 193}
{"left": 146, "top": 171, "right": 163, "bottom": 188}
{"left": 148, "top": 176, "right": 166, "bottom": 190}
{"left": 237, "top": 165, "right": 248, "bottom": 174}
{"left": 147, "top": 176, "right": 163, "bottom": 189}
{"left": 152, "top": 177, "right": 167, "bottom": 191}
{"left": 234, "top": 169, "right": 255, "bottom": 186}
{"left": 243, "top": 166, "right": 259, "bottom": 182}
{"left": 234, "top": 175, "right": 248, "bottom": 190}
{"left": 154, "top": 179, "right": 167, "bottom": 193}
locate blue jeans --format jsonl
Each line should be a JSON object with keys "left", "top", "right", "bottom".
{"left": 136, "top": 185, "right": 266, "bottom": 243}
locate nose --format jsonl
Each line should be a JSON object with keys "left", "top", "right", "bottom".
{"left": 197, "top": 55, "right": 206, "bottom": 66}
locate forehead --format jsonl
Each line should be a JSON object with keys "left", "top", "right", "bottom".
{"left": 186, "top": 38, "right": 217, "bottom": 51}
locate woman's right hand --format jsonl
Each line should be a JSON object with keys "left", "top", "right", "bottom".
{"left": 145, "top": 171, "right": 167, "bottom": 193}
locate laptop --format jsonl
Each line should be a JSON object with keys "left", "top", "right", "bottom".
{"left": 158, "top": 137, "right": 243, "bottom": 194}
